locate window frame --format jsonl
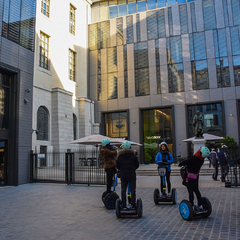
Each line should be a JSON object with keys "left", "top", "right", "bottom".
{"left": 69, "top": 4, "right": 76, "bottom": 35}
{"left": 69, "top": 49, "right": 76, "bottom": 81}
{"left": 41, "top": 0, "right": 50, "bottom": 18}
{"left": 39, "top": 31, "right": 50, "bottom": 70}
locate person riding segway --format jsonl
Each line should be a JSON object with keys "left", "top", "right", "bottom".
{"left": 179, "top": 147, "right": 212, "bottom": 221}
{"left": 115, "top": 141, "right": 142, "bottom": 218}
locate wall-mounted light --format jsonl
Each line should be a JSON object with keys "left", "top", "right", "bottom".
{"left": 229, "top": 114, "right": 233, "bottom": 117}
{"left": 24, "top": 98, "right": 29, "bottom": 103}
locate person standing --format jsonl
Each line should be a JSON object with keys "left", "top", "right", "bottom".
{"left": 100, "top": 139, "right": 117, "bottom": 193}
{"left": 218, "top": 145, "right": 228, "bottom": 182}
{"left": 116, "top": 141, "right": 139, "bottom": 209}
{"left": 179, "top": 147, "right": 210, "bottom": 211}
{"left": 155, "top": 142, "right": 173, "bottom": 197}
{"left": 210, "top": 147, "right": 219, "bottom": 181}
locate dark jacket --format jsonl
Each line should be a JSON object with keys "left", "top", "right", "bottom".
{"left": 100, "top": 146, "right": 117, "bottom": 169}
{"left": 218, "top": 150, "right": 227, "bottom": 166}
{"left": 116, "top": 149, "right": 139, "bottom": 181}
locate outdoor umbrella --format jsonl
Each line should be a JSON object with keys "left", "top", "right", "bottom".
{"left": 182, "top": 133, "right": 223, "bottom": 142}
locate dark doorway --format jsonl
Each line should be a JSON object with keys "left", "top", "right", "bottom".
{"left": 0, "top": 140, "right": 8, "bottom": 186}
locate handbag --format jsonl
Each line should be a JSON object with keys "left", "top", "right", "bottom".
{"left": 187, "top": 172, "right": 198, "bottom": 180}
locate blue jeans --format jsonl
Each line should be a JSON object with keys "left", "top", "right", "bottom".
{"left": 121, "top": 180, "right": 136, "bottom": 207}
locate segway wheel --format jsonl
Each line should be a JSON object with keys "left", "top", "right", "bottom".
{"left": 115, "top": 199, "right": 121, "bottom": 218}
{"left": 102, "top": 191, "right": 108, "bottom": 203}
{"left": 137, "top": 198, "right": 143, "bottom": 218}
{"left": 171, "top": 188, "right": 177, "bottom": 205}
{"left": 104, "top": 193, "right": 119, "bottom": 209}
{"left": 179, "top": 200, "right": 193, "bottom": 221}
{"left": 153, "top": 188, "right": 159, "bottom": 205}
{"left": 201, "top": 197, "right": 212, "bottom": 218}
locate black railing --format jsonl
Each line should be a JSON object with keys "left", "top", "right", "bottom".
{"left": 30, "top": 149, "right": 106, "bottom": 185}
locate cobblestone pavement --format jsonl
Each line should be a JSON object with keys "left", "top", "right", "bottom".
{"left": 1, "top": 175, "right": 240, "bottom": 240}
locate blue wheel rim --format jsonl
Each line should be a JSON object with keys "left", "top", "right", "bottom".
{"left": 180, "top": 202, "right": 190, "bottom": 219}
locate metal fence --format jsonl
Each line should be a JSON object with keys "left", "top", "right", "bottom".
{"left": 30, "top": 149, "right": 107, "bottom": 185}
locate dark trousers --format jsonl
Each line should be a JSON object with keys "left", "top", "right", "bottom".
{"left": 186, "top": 180, "right": 202, "bottom": 206}
{"left": 212, "top": 163, "right": 219, "bottom": 180}
{"left": 160, "top": 171, "right": 171, "bottom": 193}
{"left": 121, "top": 180, "right": 136, "bottom": 207}
{"left": 105, "top": 168, "right": 115, "bottom": 193}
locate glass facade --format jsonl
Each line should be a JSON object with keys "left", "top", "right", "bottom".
{"left": 202, "top": 0, "right": 216, "bottom": 30}
{"left": 104, "top": 112, "right": 128, "bottom": 138}
{"left": 2, "top": 0, "right": 36, "bottom": 51}
{"left": 142, "top": 108, "right": 174, "bottom": 163}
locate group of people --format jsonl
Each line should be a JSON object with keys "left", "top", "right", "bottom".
{"left": 100, "top": 139, "right": 212, "bottom": 212}
{"left": 209, "top": 145, "right": 229, "bottom": 182}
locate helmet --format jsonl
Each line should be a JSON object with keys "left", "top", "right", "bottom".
{"left": 222, "top": 145, "right": 227, "bottom": 149}
{"left": 101, "top": 139, "right": 110, "bottom": 147}
{"left": 160, "top": 142, "right": 167, "bottom": 146}
{"left": 200, "top": 146, "right": 210, "bottom": 158}
{"left": 122, "top": 141, "right": 131, "bottom": 149}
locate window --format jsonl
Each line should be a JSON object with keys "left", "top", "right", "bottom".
{"left": 118, "top": 0, "right": 127, "bottom": 16}
{"left": 158, "top": 9, "right": 165, "bottom": 38}
{"left": 98, "top": 50, "right": 101, "bottom": 100}
{"left": 128, "top": 0, "right": 136, "bottom": 14}
{"left": 69, "top": 49, "right": 75, "bottom": 81}
{"left": 126, "top": 15, "right": 134, "bottom": 44}
{"left": 216, "top": 58, "right": 230, "bottom": 88}
{"left": 69, "top": 4, "right": 76, "bottom": 35}
{"left": 202, "top": 0, "right": 216, "bottom": 30}
{"left": 41, "top": 0, "right": 50, "bottom": 17}
{"left": 233, "top": 56, "right": 240, "bottom": 86}
{"left": 230, "top": 27, "right": 240, "bottom": 56}
{"left": 222, "top": 0, "right": 229, "bottom": 27}
{"left": 37, "top": 106, "right": 48, "bottom": 141}
{"left": 73, "top": 114, "right": 77, "bottom": 140}
{"left": 136, "top": 14, "right": 141, "bottom": 42}
{"left": 123, "top": 45, "right": 128, "bottom": 98}
{"left": 156, "top": 40, "right": 161, "bottom": 94}
{"left": 109, "top": 0, "right": 117, "bottom": 18}
{"left": 147, "top": 11, "right": 158, "bottom": 40}
{"left": 39, "top": 32, "right": 49, "bottom": 69}
{"left": 190, "top": 2, "right": 197, "bottom": 33}
{"left": 167, "top": 0, "right": 176, "bottom": 5}
{"left": 89, "top": 23, "right": 98, "bottom": 51}
{"left": 167, "top": 36, "right": 184, "bottom": 93}
{"left": 134, "top": 42, "right": 149, "bottom": 96}
{"left": 147, "top": 0, "right": 156, "bottom": 10}
{"left": 232, "top": 0, "right": 240, "bottom": 26}
{"left": 100, "top": 1, "right": 109, "bottom": 21}
{"left": 108, "top": 47, "right": 118, "bottom": 99}
{"left": 179, "top": 4, "right": 188, "bottom": 34}
{"left": 137, "top": 0, "right": 146, "bottom": 12}
{"left": 116, "top": 18, "right": 123, "bottom": 46}
{"left": 168, "top": 7, "right": 173, "bottom": 37}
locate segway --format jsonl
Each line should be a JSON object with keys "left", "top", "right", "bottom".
{"left": 102, "top": 173, "right": 119, "bottom": 209}
{"left": 115, "top": 184, "right": 143, "bottom": 218}
{"left": 153, "top": 162, "right": 177, "bottom": 205}
{"left": 179, "top": 197, "right": 212, "bottom": 221}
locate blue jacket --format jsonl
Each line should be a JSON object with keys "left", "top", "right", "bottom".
{"left": 155, "top": 152, "right": 173, "bottom": 172}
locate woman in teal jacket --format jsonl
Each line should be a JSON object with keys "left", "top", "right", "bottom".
{"left": 155, "top": 142, "right": 173, "bottom": 197}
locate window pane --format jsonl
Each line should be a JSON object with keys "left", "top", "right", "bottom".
{"left": 192, "top": 60, "right": 209, "bottom": 90}
{"left": 158, "top": 9, "right": 165, "bottom": 38}
{"left": 230, "top": 27, "right": 240, "bottom": 56}
{"left": 109, "top": 6, "right": 118, "bottom": 18}
{"left": 157, "top": 0, "right": 166, "bottom": 8}
{"left": 108, "top": 47, "right": 117, "bottom": 72}
{"left": 232, "top": 0, "right": 240, "bottom": 25}
{"left": 147, "top": 11, "right": 158, "bottom": 40}
{"left": 218, "top": 29, "right": 227, "bottom": 57}
{"left": 190, "top": 2, "right": 197, "bottom": 32}
{"left": 137, "top": 42, "right": 149, "bottom": 68}
{"left": 168, "top": 36, "right": 182, "bottom": 63}
{"left": 118, "top": 4, "right": 127, "bottom": 16}
{"left": 222, "top": 0, "right": 229, "bottom": 27}
{"left": 193, "top": 32, "right": 206, "bottom": 60}
{"left": 135, "top": 68, "right": 150, "bottom": 96}
{"left": 168, "top": 7, "right": 173, "bottom": 36}
{"left": 117, "top": 18, "right": 123, "bottom": 45}
{"left": 167, "top": 0, "right": 176, "bottom": 6}
{"left": 137, "top": 0, "right": 146, "bottom": 12}
{"left": 216, "top": 58, "right": 230, "bottom": 88}
{"left": 127, "top": 15, "right": 134, "bottom": 44}
{"left": 89, "top": 24, "right": 97, "bottom": 51}
{"left": 233, "top": 55, "right": 240, "bottom": 86}
{"left": 136, "top": 14, "right": 141, "bottom": 42}
{"left": 100, "top": 6, "right": 108, "bottom": 21}
{"left": 147, "top": 0, "right": 156, "bottom": 10}
{"left": 108, "top": 73, "right": 118, "bottom": 99}
{"left": 177, "top": 0, "right": 186, "bottom": 2}
{"left": 203, "top": 0, "right": 216, "bottom": 30}
{"left": 128, "top": 2, "right": 136, "bottom": 14}
{"left": 37, "top": 107, "right": 48, "bottom": 141}
{"left": 168, "top": 63, "right": 184, "bottom": 93}
{"left": 179, "top": 4, "right": 188, "bottom": 34}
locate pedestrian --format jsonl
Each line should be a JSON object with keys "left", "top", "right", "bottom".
{"left": 179, "top": 147, "right": 210, "bottom": 211}
{"left": 155, "top": 142, "right": 173, "bottom": 197}
{"left": 218, "top": 145, "right": 229, "bottom": 182}
{"left": 100, "top": 139, "right": 117, "bottom": 193}
{"left": 210, "top": 147, "right": 219, "bottom": 181}
{"left": 116, "top": 141, "right": 139, "bottom": 210}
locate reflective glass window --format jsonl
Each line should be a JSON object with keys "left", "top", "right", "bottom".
{"left": 156, "top": 40, "right": 161, "bottom": 94}
{"left": 73, "top": 114, "right": 77, "bottom": 140}
{"left": 108, "top": 47, "right": 118, "bottom": 100}
{"left": 117, "top": 18, "right": 123, "bottom": 45}
{"left": 192, "top": 60, "right": 209, "bottom": 90}
{"left": 178, "top": 0, "right": 186, "bottom": 2}
{"left": 41, "top": 0, "right": 50, "bottom": 17}
{"left": 108, "top": 47, "right": 117, "bottom": 73}
{"left": 89, "top": 23, "right": 97, "bottom": 51}
{"left": 190, "top": 2, "right": 197, "bottom": 32}
{"left": 179, "top": 4, "right": 188, "bottom": 34}
{"left": 147, "top": 11, "right": 158, "bottom": 40}
{"left": 233, "top": 55, "right": 240, "bottom": 86}
{"left": 232, "top": 0, "right": 240, "bottom": 26}
{"left": 216, "top": 58, "right": 230, "bottom": 88}
{"left": 157, "top": 0, "right": 166, "bottom": 8}
{"left": 128, "top": 2, "right": 137, "bottom": 14}
{"left": 158, "top": 9, "right": 165, "bottom": 38}
{"left": 37, "top": 106, "right": 48, "bottom": 141}
{"left": 39, "top": 32, "right": 49, "bottom": 70}
{"left": 230, "top": 27, "right": 240, "bottom": 56}
{"left": 188, "top": 0, "right": 195, "bottom": 2}
{"left": 147, "top": 0, "right": 156, "bottom": 10}
{"left": 99, "top": 21, "right": 110, "bottom": 49}
{"left": 97, "top": 50, "right": 101, "bottom": 100}
{"left": 202, "top": 0, "right": 216, "bottom": 30}
{"left": 137, "top": 0, "right": 146, "bottom": 12}
{"left": 108, "top": 73, "right": 118, "bottom": 99}
{"left": 127, "top": 15, "right": 134, "bottom": 44}
{"left": 168, "top": 7, "right": 173, "bottom": 36}
{"left": 168, "top": 63, "right": 184, "bottom": 93}
{"left": 100, "top": 2, "right": 109, "bottom": 21}
{"left": 193, "top": 32, "right": 206, "bottom": 60}
{"left": 167, "top": 0, "right": 176, "bottom": 5}
{"left": 123, "top": 45, "right": 128, "bottom": 98}
{"left": 187, "top": 103, "right": 223, "bottom": 138}
{"left": 69, "top": 4, "right": 76, "bottom": 35}
{"left": 118, "top": 4, "right": 127, "bottom": 16}
{"left": 189, "top": 34, "right": 194, "bottom": 61}
{"left": 167, "top": 36, "right": 183, "bottom": 64}
{"left": 136, "top": 14, "right": 141, "bottom": 42}
{"left": 222, "top": 0, "right": 229, "bottom": 27}
{"left": 104, "top": 112, "right": 128, "bottom": 138}
{"left": 142, "top": 108, "right": 174, "bottom": 163}
{"left": 109, "top": 6, "right": 118, "bottom": 18}
{"left": 218, "top": 29, "right": 227, "bottom": 57}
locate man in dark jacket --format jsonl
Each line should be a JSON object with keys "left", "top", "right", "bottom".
{"left": 218, "top": 145, "right": 228, "bottom": 182}
{"left": 210, "top": 147, "right": 219, "bottom": 181}
{"left": 179, "top": 146, "right": 210, "bottom": 211}
{"left": 116, "top": 141, "right": 139, "bottom": 209}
